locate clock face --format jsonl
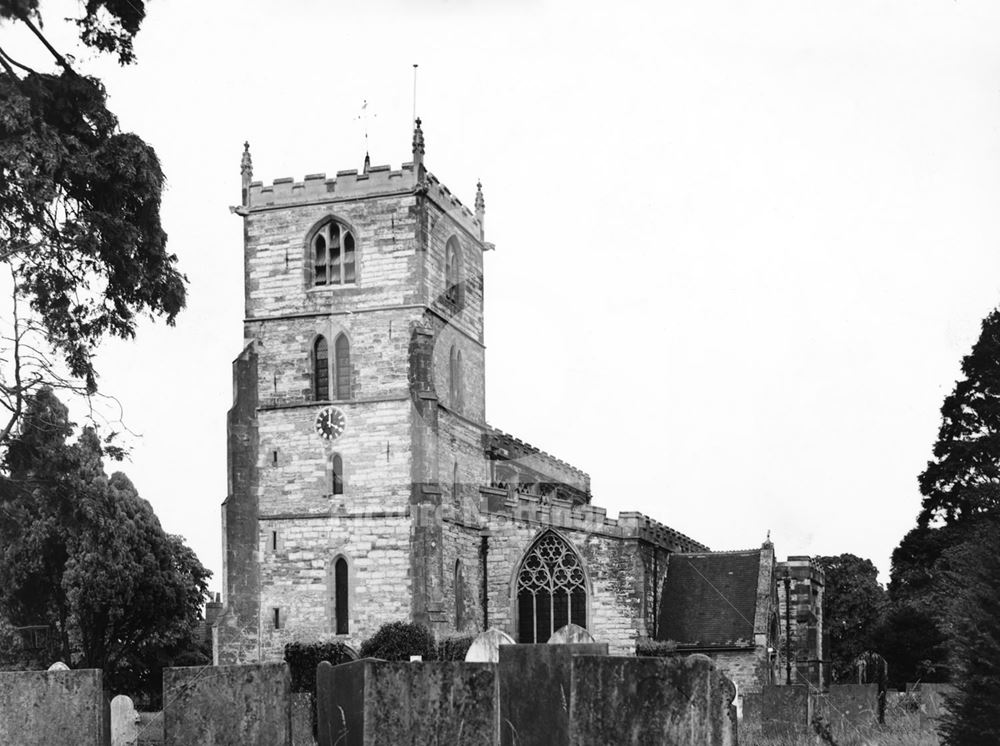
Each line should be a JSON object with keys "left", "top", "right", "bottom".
{"left": 315, "top": 406, "right": 346, "bottom": 441}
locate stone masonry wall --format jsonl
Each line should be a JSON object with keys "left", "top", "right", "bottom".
{"left": 244, "top": 193, "right": 421, "bottom": 319}
{"left": 257, "top": 514, "right": 412, "bottom": 660}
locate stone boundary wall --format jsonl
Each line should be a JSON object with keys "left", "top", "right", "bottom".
{"left": 0, "top": 668, "right": 108, "bottom": 746}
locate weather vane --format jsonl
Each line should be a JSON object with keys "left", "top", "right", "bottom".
{"left": 355, "top": 99, "right": 377, "bottom": 169}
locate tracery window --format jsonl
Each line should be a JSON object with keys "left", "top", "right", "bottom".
{"left": 312, "top": 221, "right": 356, "bottom": 286}
{"left": 516, "top": 531, "right": 587, "bottom": 643}
{"left": 334, "top": 334, "right": 351, "bottom": 400}
{"left": 313, "top": 336, "right": 329, "bottom": 400}
{"left": 445, "top": 236, "right": 461, "bottom": 304}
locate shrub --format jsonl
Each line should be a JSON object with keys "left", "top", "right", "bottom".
{"left": 284, "top": 640, "right": 356, "bottom": 693}
{"left": 435, "top": 635, "right": 475, "bottom": 661}
{"left": 636, "top": 639, "right": 679, "bottom": 658}
{"left": 359, "top": 621, "right": 436, "bottom": 661}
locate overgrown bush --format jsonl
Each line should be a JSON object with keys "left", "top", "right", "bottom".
{"left": 435, "top": 634, "right": 475, "bottom": 661}
{"left": 284, "top": 640, "right": 356, "bottom": 692}
{"left": 359, "top": 621, "right": 436, "bottom": 661}
{"left": 635, "top": 639, "right": 679, "bottom": 657}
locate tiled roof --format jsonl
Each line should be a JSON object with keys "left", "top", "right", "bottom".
{"left": 656, "top": 550, "right": 761, "bottom": 648}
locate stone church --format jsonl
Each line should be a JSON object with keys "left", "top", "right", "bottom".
{"left": 214, "top": 121, "right": 825, "bottom": 700}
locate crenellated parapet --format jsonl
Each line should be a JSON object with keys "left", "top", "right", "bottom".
{"left": 239, "top": 122, "right": 486, "bottom": 243}
{"left": 484, "top": 427, "right": 591, "bottom": 504}
{"left": 476, "top": 487, "right": 708, "bottom": 553}
{"left": 247, "top": 163, "right": 417, "bottom": 208}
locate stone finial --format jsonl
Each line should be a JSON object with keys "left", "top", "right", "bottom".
{"left": 412, "top": 117, "right": 425, "bottom": 173}
{"left": 240, "top": 141, "right": 253, "bottom": 206}
{"left": 363, "top": 151, "right": 371, "bottom": 174}
{"left": 474, "top": 180, "right": 485, "bottom": 240}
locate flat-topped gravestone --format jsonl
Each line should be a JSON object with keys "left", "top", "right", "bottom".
{"left": 761, "top": 684, "right": 809, "bottom": 739}
{"left": 569, "top": 654, "right": 737, "bottom": 746}
{"left": 112, "top": 694, "right": 139, "bottom": 746}
{"left": 499, "top": 643, "right": 608, "bottom": 746}
{"left": 548, "top": 624, "right": 595, "bottom": 645}
{"left": 465, "top": 627, "right": 515, "bottom": 663}
{"left": 815, "top": 683, "right": 878, "bottom": 737}
{"left": 316, "top": 659, "right": 496, "bottom": 746}
{"left": 0, "top": 668, "right": 108, "bottom": 746}
{"left": 163, "top": 663, "right": 291, "bottom": 746}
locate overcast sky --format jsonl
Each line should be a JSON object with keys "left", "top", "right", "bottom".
{"left": 6, "top": 0, "right": 1000, "bottom": 586}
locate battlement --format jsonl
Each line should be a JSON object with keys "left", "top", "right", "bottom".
{"left": 485, "top": 427, "right": 589, "bottom": 480}
{"left": 478, "top": 487, "right": 708, "bottom": 553}
{"left": 247, "top": 162, "right": 417, "bottom": 208}
{"left": 245, "top": 163, "right": 483, "bottom": 241}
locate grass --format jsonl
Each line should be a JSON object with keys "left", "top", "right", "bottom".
{"left": 739, "top": 710, "right": 942, "bottom": 746}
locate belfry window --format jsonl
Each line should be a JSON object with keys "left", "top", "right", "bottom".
{"left": 445, "top": 236, "right": 461, "bottom": 304}
{"left": 312, "top": 221, "right": 356, "bottom": 286}
{"left": 516, "top": 531, "right": 587, "bottom": 643}
{"left": 334, "top": 334, "right": 351, "bottom": 400}
{"left": 313, "top": 336, "right": 329, "bottom": 400}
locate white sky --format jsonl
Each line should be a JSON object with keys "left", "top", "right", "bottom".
{"left": 6, "top": 0, "right": 1000, "bottom": 586}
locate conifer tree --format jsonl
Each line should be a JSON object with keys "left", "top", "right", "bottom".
{"left": 918, "top": 308, "right": 1000, "bottom": 526}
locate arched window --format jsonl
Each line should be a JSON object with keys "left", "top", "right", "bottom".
{"left": 334, "top": 334, "right": 350, "bottom": 400}
{"left": 313, "top": 336, "right": 329, "bottom": 401}
{"left": 332, "top": 453, "right": 344, "bottom": 496}
{"left": 445, "top": 236, "right": 461, "bottom": 304}
{"left": 312, "top": 221, "right": 356, "bottom": 286}
{"left": 516, "top": 531, "right": 587, "bottom": 643}
{"left": 455, "top": 559, "right": 466, "bottom": 631}
{"left": 333, "top": 557, "right": 349, "bottom": 634}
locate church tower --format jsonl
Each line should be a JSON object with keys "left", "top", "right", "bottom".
{"left": 217, "top": 122, "right": 493, "bottom": 660}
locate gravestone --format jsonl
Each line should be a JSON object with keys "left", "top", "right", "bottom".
{"left": 0, "top": 668, "right": 109, "bottom": 746}
{"left": 465, "top": 627, "right": 515, "bottom": 663}
{"left": 290, "top": 691, "right": 315, "bottom": 746}
{"left": 761, "top": 685, "right": 809, "bottom": 739}
{"left": 498, "top": 643, "right": 607, "bottom": 746}
{"left": 163, "top": 663, "right": 291, "bottom": 746}
{"left": 741, "top": 691, "right": 762, "bottom": 731}
{"left": 548, "top": 624, "right": 595, "bottom": 645}
{"left": 316, "top": 659, "right": 496, "bottom": 746}
{"left": 48, "top": 661, "right": 70, "bottom": 671}
{"left": 112, "top": 694, "right": 140, "bottom": 746}
{"left": 815, "top": 683, "right": 878, "bottom": 738}
{"left": 569, "top": 654, "right": 737, "bottom": 746}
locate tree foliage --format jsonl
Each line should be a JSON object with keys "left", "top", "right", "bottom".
{"left": 938, "top": 518, "right": 1000, "bottom": 745}
{"left": 0, "top": 388, "right": 210, "bottom": 696}
{"left": 918, "top": 308, "right": 1000, "bottom": 527}
{"left": 0, "top": 0, "right": 184, "bottom": 443}
{"left": 813, "top": 554, "right": 886, "bottom": 684}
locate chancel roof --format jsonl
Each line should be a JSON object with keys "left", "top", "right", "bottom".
{"left": 656, "top": 550, "right": 762, "bottom": 649}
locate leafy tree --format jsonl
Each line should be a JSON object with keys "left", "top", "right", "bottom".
{"left": 918, "top": 307, "right": 1000, "bottom": 527}
{"left": 359, "top": 621, "right": 436, "bottom": 661}
{"left": 0, "top": 1, "right": 185, "bottom": 443}
{"left": 813, "top": 554, "right": 886, "bottom": 683}
{"left": 938, "top": 518, "right": 1000, "bottom": 745}
{"left": 0, "top": 388, "right": 210, "bottom": 698}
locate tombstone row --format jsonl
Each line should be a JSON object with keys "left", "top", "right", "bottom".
{"left": 0, "top": 626, "right": 737, "bottom": 746}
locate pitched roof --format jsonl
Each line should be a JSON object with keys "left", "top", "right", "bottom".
{"left": 656, "top": 550, "right": 761, "bottom": 648}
